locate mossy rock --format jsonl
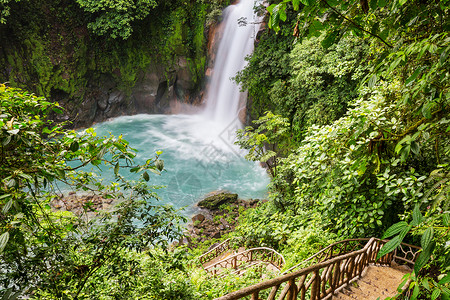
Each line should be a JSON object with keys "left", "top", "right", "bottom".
{"left": 197, "top": 192, "right": 238, "bottom": 209}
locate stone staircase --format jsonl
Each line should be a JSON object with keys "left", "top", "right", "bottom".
{"left": 199, "top": 239, "right": 285, "bottom": 276}
{"left": 206, "top": 238, "right": 421, "bottom": 300}
{"left": 334, "top": 264, "right": 411, "bottom": 300}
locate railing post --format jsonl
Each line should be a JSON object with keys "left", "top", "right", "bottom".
{"left": 251, "top": 291, "right": 259, "bottom": 300}
{"left": 287, "top": 278, "right": 297, "bottom": 300}
{"left": 310, "top": 270, "right": 320, "bottom": 300}
{"left": 331, "top": 260, "right": 339, "bottom": 293}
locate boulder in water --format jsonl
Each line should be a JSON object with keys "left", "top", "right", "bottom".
{"left": 197, "top": 191, "right": 238, "bottom": 209}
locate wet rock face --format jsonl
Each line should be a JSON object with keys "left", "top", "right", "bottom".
{"left": 72, "top": 58, "right": 200, "bottom": 128}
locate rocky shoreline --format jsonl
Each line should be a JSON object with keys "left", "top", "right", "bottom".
{"left": 51, "top": 192, "right": 117, "bottom": 218}
{"left": 183, "top": 191, "right": 265, "bottom": 248}
{"left": 52, "top": 190, "right": 265, "bottom": 248}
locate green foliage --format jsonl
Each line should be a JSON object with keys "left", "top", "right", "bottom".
{"left": 234, "top": 7, "right": 297, "bottom": 120}
{"left": 234, "top": 202, "right": 336, "bottom": 259}
{"left": 266, "top": 0, "right": 449, "bottom": 139}
{"left": 236, "top": 14, "right": 368, "bottom": 142}
{"left": 243, "top": 0, "right": 450, "bottom": 293}
{"left": 235, "top": 112, "right": 292, "bottom": 177}
{"left": 78, "top": 249, "right": 198, "bottom": 299}
{"left": 75, "top": 0, "right": 157, "bottom": 39}
{"left": 269, "top": 34, "right": 370, "bottom": 138}
{"left": 273, "top": 82, "right": 431, "bottom": 236}
{"left": 378, "top": 174, "right": 450, "bottom": 299}
{"left": 0, "top": 0, "right": 20, "bottom": 24}
{"left": 0, "top": 85, "right": 185, "bottom": 298}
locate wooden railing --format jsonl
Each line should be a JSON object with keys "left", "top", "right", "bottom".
{"left": 283, "top": 238, "right": 370, "bottom": 274}
{"left": 199, "top": 239, "right": 232, "bottom": 265}
{"left": 215, "top": 238, "right": 421, "bottom": 300}
{"left": 205, "top": 247, "right": 286, "bottom": 276}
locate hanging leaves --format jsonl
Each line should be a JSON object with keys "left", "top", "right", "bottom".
{"left": 0, "top": 232, "right": 9, "bottom": 253}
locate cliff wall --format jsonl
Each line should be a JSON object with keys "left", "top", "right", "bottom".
{"left": 0, "top": 0, "right": 220, "bottom": 127}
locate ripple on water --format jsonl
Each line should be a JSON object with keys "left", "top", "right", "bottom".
{"left": 88, "top": 114, "right": 269, "bottom": 216}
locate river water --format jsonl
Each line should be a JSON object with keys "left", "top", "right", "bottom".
{"left": 87, "top": 0, "right": 268, "bottom": 216}
{"left": 90, "top": 113, "right": 269, "bottom": 216}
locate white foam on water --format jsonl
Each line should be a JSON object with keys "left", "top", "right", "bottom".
{"left": 81, "top": 0, "right": 269, "bottom": 216}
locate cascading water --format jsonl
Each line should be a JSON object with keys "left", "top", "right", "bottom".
{"left": 78, "top": 0, "right": 268, "bottom": 216}
{"left": 204, "top": 0, "right": 263, "bottom": 126}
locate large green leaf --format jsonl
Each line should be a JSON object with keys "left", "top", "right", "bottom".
{"left": 431, "top": 288, "right": 441, "bottom": 300}
{"left": 443, "top": 213, "right": 449, "bottom": 226}
{"left": 411, "top": 284, "right": 420, "bottom": 300}
{"left": 405, "top": 68, "right": 422, "bottom": 86}
{"left": 411, "top": 204, "right": 423, "bottom": 226}
{"left": 420, "top": 227, "right": 433, "bottom": 250}
{"left": 422, "top": 102, "right": 433, "bottom": 119}
{"left": 439, "top": 273, "right": 450, "bottom": 285}
{"left": 279, "top": 4, "right": 287, "bottom": 22}
{"left": 377, "top": 235, "right": 401, "bottom": 259}
{"left": 0, "top": 232, "right": 9, "bottom": 253}
{"left": 414, "top": 241, "right": 435, "bottom": 275}
{"left": 382, "top": 221, "right": 408, "bottom": 239}
{"left": 268, "top": 4, "right": 281, "bottom": 32}
{"left": 399, "top": 225, "right": 412, "bottom": 239}
{"left": 2, "top": 199, "right": 12, "bottom": 214}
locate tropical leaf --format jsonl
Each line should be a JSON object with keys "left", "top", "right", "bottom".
{"left": 411, "top": 204, "right": 423, "bottom": 226}
{"left": 414, "top": 241, "right": 435, "bottom": 275}
{"left": 368, "top": 74, "right": 377, "bottom": 88}
{"left": 431, "top": 288, "right": 441, "bottom": 300}
{"left": 439, "top": 273, "right": 450, "bottom": 285}
{"left": 0, "top": 232, "right": 9, "bottom": 253}
{"left": 382, "top": 221, "right": 408, "bottom": 239}
{"left": 377, "top": 235, "right": 401, "bottom": 259}
{"left": 405, "top": 68, "right": 422, "bottom": 86}
{"left": 420, "top": 227, "right": 433, "bottom": 250}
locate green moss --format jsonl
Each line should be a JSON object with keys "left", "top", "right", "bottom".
{"left": 0, "top": 0, "right": 213, "bottom": 114}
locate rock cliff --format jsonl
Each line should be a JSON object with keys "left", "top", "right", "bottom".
{"left": 0, "top": 0, "right": 220, "bottom": 128}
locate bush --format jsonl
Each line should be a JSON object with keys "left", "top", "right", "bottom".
{"left": 0, "top": 85, "right": 185, "bottom": 298}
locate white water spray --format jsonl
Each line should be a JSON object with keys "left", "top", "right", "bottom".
{"left": 203, "top": 0, "right": 263, "bottom": 126}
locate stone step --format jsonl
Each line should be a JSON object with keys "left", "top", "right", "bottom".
{"left": 333, "top": 265, "right": 411, "bottom": 300}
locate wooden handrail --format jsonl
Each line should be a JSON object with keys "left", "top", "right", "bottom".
{"left": 283, "top": 238, "right": 370, "bottom": 274}
{"left": 205, "top": 247, "right": 286, "bottom": 275}
{"left": 214, "top": 238, "right": 421, "bottom": 300}
{"left": 199, "top": 238, "right": 232, "bottom": 265}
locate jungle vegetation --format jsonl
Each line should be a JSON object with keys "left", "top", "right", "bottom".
{"left": 0, "top": 0, "right": 449, "bottom": 299}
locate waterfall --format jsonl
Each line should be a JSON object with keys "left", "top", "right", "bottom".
{"left": 203, "top": 0, "right": 263, "bottom": 126}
